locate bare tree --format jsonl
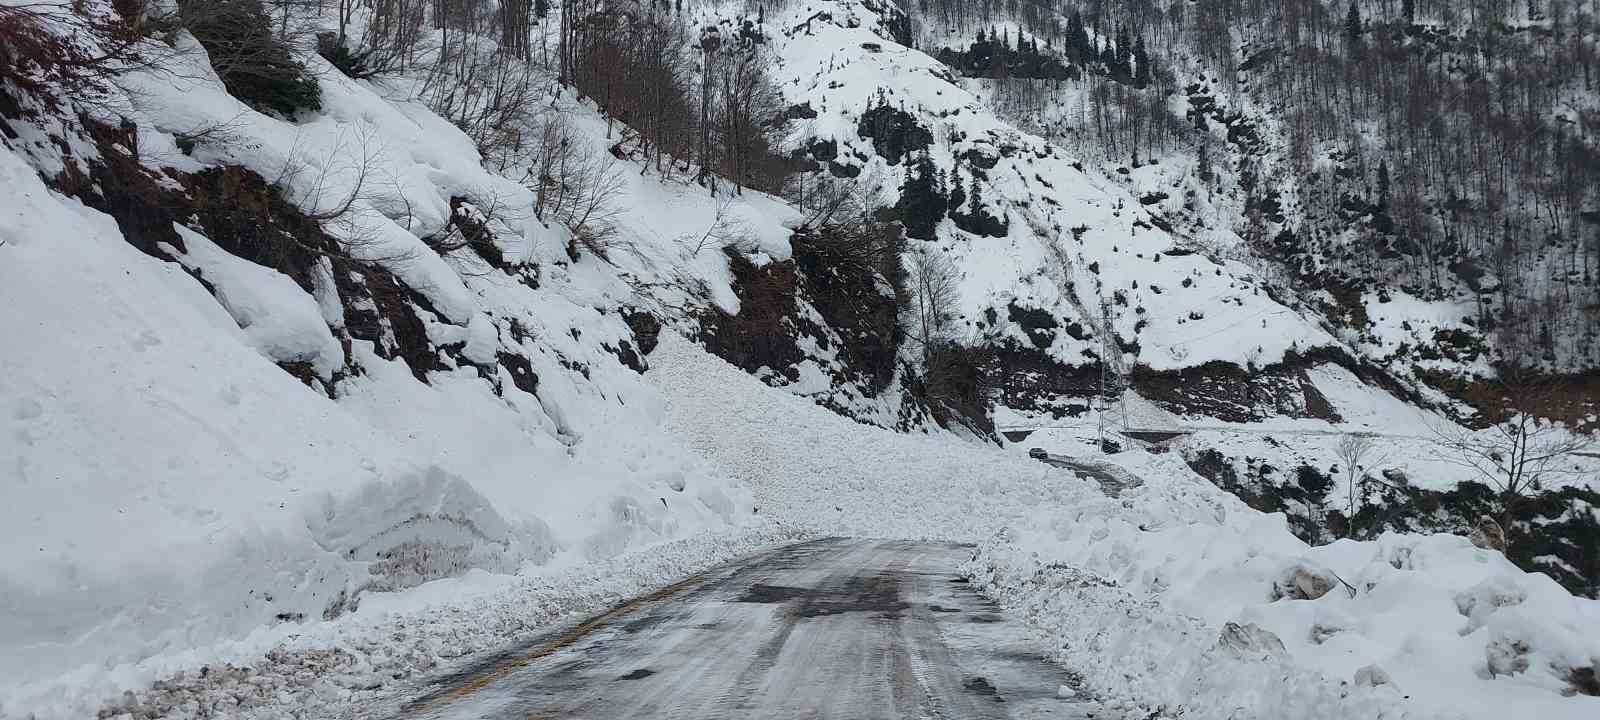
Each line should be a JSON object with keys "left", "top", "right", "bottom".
{"left": 0, "top": 1, "right": 169, "bottom": 109}
{"left": 267, "top": 127, "right": 415, "bottom": 265}
{"left": 1335, "top": 432, "right": 1384, "bottom": 534}
{"left": 1431, "top": 371, "right": 1593, "bottom": 538}
{"left": 901, "top": 247, "right": 961, "bottom": 367}
{"left": 711, "top": 46, "right": 784, "bottom": 193}
{"left": 677, "top": 197, "right": 745, "bottom": 257}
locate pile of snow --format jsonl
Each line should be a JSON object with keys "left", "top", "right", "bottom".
{"left": 647, "top": 333, "right": 1102, "bottom": 541}
{"left": 967, "top": 449, "right": 1600, "bottom": 720}
{"left": 0, "top": 130, "right": 769, "bottom": 716}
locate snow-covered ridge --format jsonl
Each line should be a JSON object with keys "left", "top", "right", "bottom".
{"left": 746, "top": 0, "right": 1336, "bottom": 374}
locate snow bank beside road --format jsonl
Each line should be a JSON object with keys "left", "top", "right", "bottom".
{"left": 968, "top": 450, "right": 1600, "bottom": 720}
{"left": 0, "top": 93, "right": 753, "bottom": 717}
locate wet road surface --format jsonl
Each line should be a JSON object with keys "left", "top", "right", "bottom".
{"left": 1042, "top": 456, "right": 1141, "bottom": 495}
{"left": 398, "top": 538, "right": 1090, "bottom": 719}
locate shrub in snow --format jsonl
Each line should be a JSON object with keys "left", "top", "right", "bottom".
{"left": 175, "top": 0, "right": 322, "bottom": 117}
{"left": 1568, "top": 666, "right": 1600, "bottom": 697}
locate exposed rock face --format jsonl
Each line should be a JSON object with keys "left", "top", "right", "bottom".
{"left": 696, "top": 243, "right": 956, "bottom": 434}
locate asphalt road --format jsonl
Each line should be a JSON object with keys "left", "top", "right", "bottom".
{"left": 1041, "top": 455, "right": 1141, "bottom": 495}
{"left": 397, "top": 538, "right": 1089, "bottom": 719}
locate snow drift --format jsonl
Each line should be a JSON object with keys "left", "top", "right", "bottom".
{"left": 967, "top": 450, "right": 1600, "bottom": 720}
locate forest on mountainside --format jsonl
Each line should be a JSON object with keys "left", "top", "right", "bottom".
{"left": 911, "top": 0, "right": 1600, "bottom": 373}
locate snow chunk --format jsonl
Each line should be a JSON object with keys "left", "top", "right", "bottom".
{"left": 462, "top": 313, "right": 498, "bottom": 365}
{"left": 1354, "top": 664, "right": 1394, "bottom": 688}
{"left": 166, "top": 224, "right": 343, "bottom": 379}
{"left": 1217, "top": 621, "right": 1287, "bottom": 658}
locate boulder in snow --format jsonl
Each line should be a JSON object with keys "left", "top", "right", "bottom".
{"left": 1216, "top": 622, "right": 1286, "bottom": 658}
{"left": 1273, "top": 561, "right": 1338, "bottom": 601}
{"left": 1354, "top": 664, "right": 1394, "bottom": 688}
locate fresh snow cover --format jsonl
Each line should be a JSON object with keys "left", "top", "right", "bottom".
{"left": 648, "top": 333, "right": 1099, "bottom": 541}
{"left": 0, "top": 134, "right": 753, "bottom": 715}
{"left": 164, "top": 223, "right": 346, "bottom": 379}
{"left": 969, "top": 447, "right": 1600, "bottom": 720}
{"left": 745, "top": 0, "right": 1337, "bottom": 371}
{"left": 0, "top": 14, "right": 795, "bottom": 714}
{"left": 3, "top": 1, "right": 1598, "bottom": 719}
{"left": 660, "top": 333, "right": 1600, "bottom": 720}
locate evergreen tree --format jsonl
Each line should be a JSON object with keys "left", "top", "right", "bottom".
{"left": 947, "top": 164, "right": 966, "bottom": 216}
{"left": 1377, "top": 160, "right": 1391, "bottom": 209}
{"left": 1402, "top": 0, "right": 1415, "bottom": 24}
{"left": 897, "top": 153, "right": 948, "bottom": 240}
{"left": 1114, "top": 24, "right": 1133, "bottom": 79}
{"left": 1344, "top": 4, "right": 1364, "bottom": 54}
{"left": 1067, "top": 11, "right": 1088, "bottom": 64}
{"left": 535, "top": 0, "right": 548, "bottom": 19}
{"left": 1133, "top": 35, "right": 1151, "bottom": 87}
{"left": 183, "top": 0, "right": 321, "bottom": 117}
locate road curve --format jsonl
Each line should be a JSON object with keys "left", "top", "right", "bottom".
{"left": 398, "top": 538, "right": 1089, "bottom": 719}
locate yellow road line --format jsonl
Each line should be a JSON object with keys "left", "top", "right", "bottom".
{"left": 407, "top": 572, "right": 712, "bottom": 715}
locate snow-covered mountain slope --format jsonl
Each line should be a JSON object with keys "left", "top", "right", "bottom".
{"left": 0, "top": 3, "right": 796, "bottom": 708}
{"left": 2, "top": 0, "right": 1597, "bottom": 717}
{"left": 706, "top": 0, "right": 1598, "bottom": 589}
{"left": 682, "top": 0, "right": 1480, "bottom": 456}
{"left": 905, "top": 0, "right": 1600, "bottom": 381}
{"left": 755, "top": 0, "right": 1335, "bottom": 373}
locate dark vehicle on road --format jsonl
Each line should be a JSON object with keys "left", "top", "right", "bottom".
{"left": 1028, "top": 447, "right": 1048, "bottom": 460}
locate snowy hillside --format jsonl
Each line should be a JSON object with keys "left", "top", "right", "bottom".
{"left": 0, "top": 0, "right": 797, "bottom": 710}
{"left": 3, "top": 0, "right": 1598, "bottom": 717}
{"left": 750, "top": 0, "right": 1337, "bottom": 372}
